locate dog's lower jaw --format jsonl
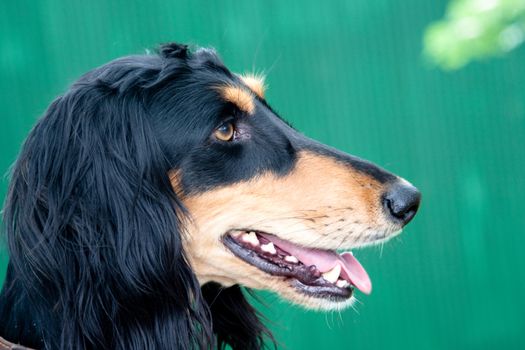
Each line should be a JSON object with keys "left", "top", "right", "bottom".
{"left": 276, "top": 283, "right": 357, "bottom": 311}
{"left": 195, "top": 271, "right": 357, "bottom": 312}
{"left": 191, "top": 250, "right": 360, "bottom": 311}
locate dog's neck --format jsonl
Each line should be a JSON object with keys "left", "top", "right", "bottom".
{"left": 0, "top": 335, "right": 33, "bottom": 350}
{"left": 0, "top": 264, "right": 194, "bottom": 349}
{"left": 0, "top": 265, "right": 46, "bottom": 349}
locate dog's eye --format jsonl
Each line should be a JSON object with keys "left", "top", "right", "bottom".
{"left": 214, "top": 122, "right": 235, "bottom": 142}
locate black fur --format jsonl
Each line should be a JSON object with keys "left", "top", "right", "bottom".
{"left": 0, "top": 43, "right": 279, "bottom": 349}
{"left": 201, "top": 283, "right": 273, "bottom": 350}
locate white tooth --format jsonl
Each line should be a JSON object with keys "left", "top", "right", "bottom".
{"left": 336, "top": 279, "right": 349, "bottom": 288}
{"left": 322, "top": 264, "right": 341, "bottom": 284}
{"left": 241, "top": 232, "right": 260, "bottom": 246}
{"left": 230, "top": 231, "right": 242, "bottom": 238}
{"left": 284, "top": 255, "right": 299, "bottom": 264}
{"left": 261, "top": 242, "right": 277, "bottom": 255}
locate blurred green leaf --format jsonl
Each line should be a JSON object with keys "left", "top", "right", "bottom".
{"left": 424, "top": 0, "right": 525, "bottom": 70}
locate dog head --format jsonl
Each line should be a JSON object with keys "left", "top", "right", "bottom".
{"left": 2, "top": 43, "right": 420, "bottom": 349}
{"left": 154, "top": 44, "right": 421, "bottom": 310}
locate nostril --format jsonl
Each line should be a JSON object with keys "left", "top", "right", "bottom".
{"left": 385, "top": 197, "right": 419, "bottom": 221}
{"left": 383, "top": 182, "right": 421, "bottom": 226}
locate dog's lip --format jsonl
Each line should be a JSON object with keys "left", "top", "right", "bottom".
{"left": 222, "top": 229, "right": 371, "bottom": 298}
{"left": 222, "top": 233, "right": 352, "bottom": 301}
{"left": 256, "top": 232, "right": 372, "bottom": 294}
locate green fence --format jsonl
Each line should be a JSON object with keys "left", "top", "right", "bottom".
{"left": 1, "top": 1, "right": 524, "bottom": 349}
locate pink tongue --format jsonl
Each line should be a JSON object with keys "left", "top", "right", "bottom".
{"left": 260, "top": 234, "right": 372, "bottom": 294}
{"left": 339, "top": 252, "right": 372, "bottom": 295}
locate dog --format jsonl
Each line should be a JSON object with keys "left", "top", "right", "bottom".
{"left": 0, "top": 43, "right": 420, "bottom": 349}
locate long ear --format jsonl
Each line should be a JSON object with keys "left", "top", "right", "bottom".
{"left": 202, "top": 283, "right": 275, "bottom": 350}
{"left": 3, "top": 80, "right": 212, "bottom": 348}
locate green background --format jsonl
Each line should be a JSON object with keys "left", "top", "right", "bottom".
{"left": 1, "top": 1, "right": 524, "bottom": 349}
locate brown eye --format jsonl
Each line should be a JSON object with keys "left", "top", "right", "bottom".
{"left": 214, "top": 122, "right": 235, "bottom": 141}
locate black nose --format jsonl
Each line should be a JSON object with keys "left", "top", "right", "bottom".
{"left": 383, "top": 181, "right": 421, "bottom": 226}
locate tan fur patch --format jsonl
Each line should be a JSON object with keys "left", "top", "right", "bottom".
{"left": 173, "top": 151, "right": 402, "bottom": 309}
{"left": 218, "top": 85, "right": 255, "bottom": 114}
{"left": 168, "top": 170, "right": 184, "bottom": 197}
{"left": 239, "top": 74, "right": 266, "bottom": 98}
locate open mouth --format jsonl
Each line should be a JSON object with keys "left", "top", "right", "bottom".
{"left": 222, "top": 230, "right": 371, "bottom": 301}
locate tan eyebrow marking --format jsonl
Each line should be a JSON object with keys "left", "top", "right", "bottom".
{"left": 239, "top": 73, "right": 266, "bottom": 98}
{"left": 218, "top": 85, "right": 256, "bottom": 115}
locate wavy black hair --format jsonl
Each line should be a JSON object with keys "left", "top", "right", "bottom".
{"left": 0, "top": 43, "right": 272, "bottom": 349}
